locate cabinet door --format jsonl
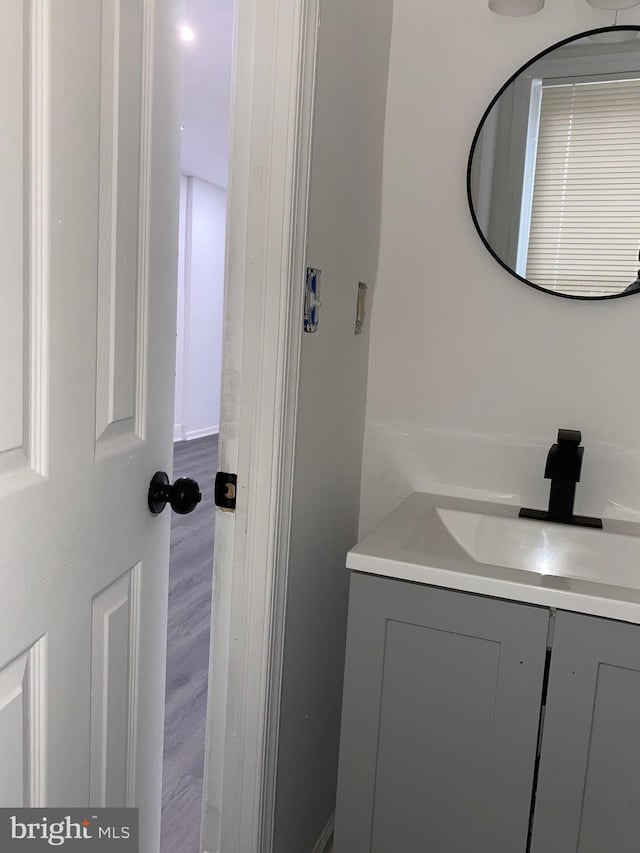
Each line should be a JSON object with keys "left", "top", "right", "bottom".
{"left": 334, "top": 573, "right": 549, "bottom": 853}
{"left": 530, "top": 611, "right": 640, "bottom": 853}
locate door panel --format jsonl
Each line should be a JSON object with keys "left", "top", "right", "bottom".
{"left": 0, "top": 1, "right": 182, "bottom": 850}
{"left": 96, "top": 0, "right": 145, "bottom": 449}
{"left": 0, "top": 0, "right": 26, "bottom": 461}
{"left": 0, "top": 640, "right": 46, "bottom": 808}
{"left": 0, "top": 0, "right": 44, "bottom": 478}
{"left": 371, "top": 618, "right": 502, "bottom": 852}
{"left": 531, "top": 611, "right": 640, "bottom": 853}
{"left": 334, "top": 573, "right": 549, "bottom": 853}
{"left": 90, "top": 565, "right": 141, "bottom": 808}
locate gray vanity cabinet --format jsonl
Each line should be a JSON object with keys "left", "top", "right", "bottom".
{"left": 333, "top": 572, "right": 550, "bottom": 853}
{"left": 335, "top": 573, "right": 640, "bottom": 853}
{"left": 530, "top": 611, "right": 640, "bottom": 853}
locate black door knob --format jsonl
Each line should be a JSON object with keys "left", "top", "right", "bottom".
{"left": 148, "top": 471, "right": 202, "bottom": 516}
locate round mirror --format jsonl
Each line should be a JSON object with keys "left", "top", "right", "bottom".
{"left": 468, "top": 27, "right": 640, "bottom": 299}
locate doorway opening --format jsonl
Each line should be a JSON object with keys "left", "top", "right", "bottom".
{"left": 160, "top": 3, "right": 233, "bottom": 851}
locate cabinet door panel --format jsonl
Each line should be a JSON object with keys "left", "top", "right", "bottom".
{"left": 530, "top": 611, "right": 640, "bottom": 853}
{"left": 334, "top": 573, "right": 549, "bottom": 853}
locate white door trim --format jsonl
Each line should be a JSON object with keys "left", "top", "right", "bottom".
{"left": 260, "top": 0, "right": 320, "bottom": 848}
{"left": 201, "top": 0, "right": 319, "bottom": 851}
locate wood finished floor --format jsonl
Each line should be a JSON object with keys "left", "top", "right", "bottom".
{"left": 161, "top": 435, "right": 218, "bottom": 853}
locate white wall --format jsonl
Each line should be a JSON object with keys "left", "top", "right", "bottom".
{"left": 273, "top": 1, "right": 393, "bottom": 851}
{"left": 174, "top": 177, "right": 188, "bottom": 440}
{"left": 360, "top": 1, "right": 640, "bottom": 536}
{"left": 174, "top": 176, "right": 225, "bottom": 441}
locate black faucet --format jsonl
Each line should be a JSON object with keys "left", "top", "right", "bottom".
{"left": 520, "top": 429, "right": 602, "bottom": 529}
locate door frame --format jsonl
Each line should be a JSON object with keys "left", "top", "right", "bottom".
{"left": 200, "top": 1, "right": 320, "bottom": 851}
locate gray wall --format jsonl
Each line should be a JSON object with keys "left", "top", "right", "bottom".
{"left": 272, "top": 0, "right": 394, "bottom": 850}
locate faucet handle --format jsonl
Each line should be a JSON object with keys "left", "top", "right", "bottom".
{"left": 557, "top": 429, "right": 581, "bottom": 446}
{"left": 545, "top": 429, "right": 584, "bottom": 483}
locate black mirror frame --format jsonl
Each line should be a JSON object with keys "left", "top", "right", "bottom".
{"left": 466, "top": 25, "right": 640, "bottom": 301}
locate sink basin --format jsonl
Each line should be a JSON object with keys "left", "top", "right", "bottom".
{"left": 437, "top": 507, "right": 640, "bottom": 591}
{"left": 347, "top": 492, "right": 640, "bottom": 624}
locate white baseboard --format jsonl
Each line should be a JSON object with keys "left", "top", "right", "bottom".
{"left": 174, "top": 424, "right": 185, "bottom": 442}
{"left": 312, "top": 813, "right": 335, "bottom": 853}
{"left": 183, "top": 425, "right": 219, "bottom": 441}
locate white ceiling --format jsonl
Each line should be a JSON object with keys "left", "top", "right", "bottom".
{"left": 180, "top": 0, "right": 234, "bottom": 189}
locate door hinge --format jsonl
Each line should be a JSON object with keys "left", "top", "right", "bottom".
{"left": 215, "top": 472, "right": 237, "bottom": 511}
{"left": 304, "top": 267, "right": 321, "bottom": 333}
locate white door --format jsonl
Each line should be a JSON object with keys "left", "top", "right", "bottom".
{"left": 0, "top": 1, "right": 182, "bottom": 850}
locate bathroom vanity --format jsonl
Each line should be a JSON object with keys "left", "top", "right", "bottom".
{"left": 334, "top": 493, "right": 640, "bottom": 853}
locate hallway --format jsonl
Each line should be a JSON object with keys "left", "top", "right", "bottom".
{"left": 161, "top": 435, "right": 218, "bottom": 853}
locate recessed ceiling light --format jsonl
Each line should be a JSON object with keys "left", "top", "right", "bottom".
{"left": 180, "top": 25, "right": 196, "bottom": 43}
{"left": 489, "top": 0, "right": 544, "bottom": 14}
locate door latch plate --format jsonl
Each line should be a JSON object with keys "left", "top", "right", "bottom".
{"left": 215, "top": 472, "right": 238, "bottom": 511}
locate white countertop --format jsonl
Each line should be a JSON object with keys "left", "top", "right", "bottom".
{"left": 347, "top": 492, "right": 640, "bottom": 624}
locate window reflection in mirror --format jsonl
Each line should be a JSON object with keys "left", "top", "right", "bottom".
{"left": 469, "top": 28, "right": 640, "bottom": 299}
